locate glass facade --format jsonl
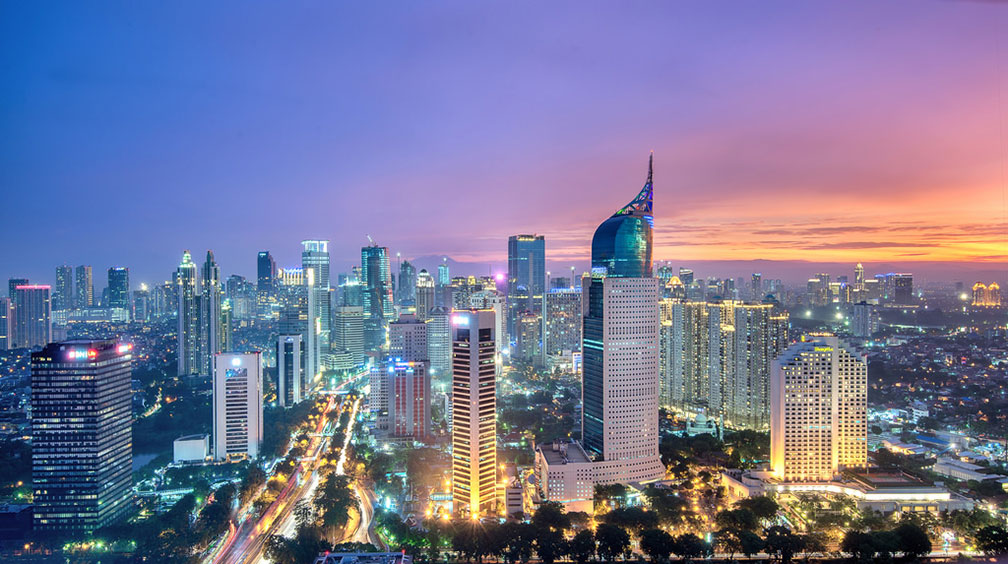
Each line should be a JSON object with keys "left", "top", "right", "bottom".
{"left": 31, "top": 340, "right": 134, "bottom": 533}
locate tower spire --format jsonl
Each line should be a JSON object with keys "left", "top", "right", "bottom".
{"left": 648, "top": 151, "right": 653, "bottom": 185}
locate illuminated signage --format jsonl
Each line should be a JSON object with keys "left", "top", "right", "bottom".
{"left": 452, "top": 314, "right": 469, "bottom": 326}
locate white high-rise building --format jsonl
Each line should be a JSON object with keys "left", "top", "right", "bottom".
{"left": 415, "top": 269, "right": 436, "bottom": 321}
{"left": 770, "top": 335, "right": 867, "bottom": 482}
{"left": 451, "top": 309, "right": 497, "bottom": 518}
{"left": 427, "top": 306, "right": 451, "bottom": 381}
{"left": 580, "top": 155, "right": 664, "bottom": 484}
{"left": 213, "top": 352, "right": 263, "bottom": 460}
{"left": 389, "top": 314, "right": 428, "bottom": 363}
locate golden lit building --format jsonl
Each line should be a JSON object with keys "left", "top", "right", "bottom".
{"left": 972, "top": 282, "right": 1002, "bottom": 307}
{"left": 770, "top": 334, "right": 867, "bottom": 482}
{"left": 451, "top": 309, "right": 497, "bottom": 518}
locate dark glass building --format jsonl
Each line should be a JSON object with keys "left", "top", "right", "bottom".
{"left": 506, "top": 234, "right": 545, "bottom": 341}
{"left": 361, "top": 245, "right": 394, "bottom": 352}
{"left": 107, "top": 267, "right": 130, "bottom": 310}
{"left": 31, "top": 339, "right": 134, "bottom": 533}
{"left": 257, "top": 251, "right": 276, "bottom": 294}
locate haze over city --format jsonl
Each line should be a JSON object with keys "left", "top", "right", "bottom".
{"left": 2, "top": 2, "right": 1006, "bottom": 284}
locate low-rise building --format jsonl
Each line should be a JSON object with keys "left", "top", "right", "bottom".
{"left": 173, "top": 434, "right": 210, "bottom": 464}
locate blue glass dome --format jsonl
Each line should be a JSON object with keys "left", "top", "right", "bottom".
{"left": 590, "top": 155, "right": 654, "bottom": 278}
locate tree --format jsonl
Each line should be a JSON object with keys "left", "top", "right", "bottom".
{"left": 600, "top": 506, "right": 658, "bottom": 534}
{"left": 976, "top": 526, "right": 1008, "bottom": 556}
{"left": 715, "top": 529, "right": 747, "bottom": 562}
{"left": 534, "top": 529, "right": 567, "bottom": 564}
{"left": 763, "top": 525, "right": 804, "bottom": 564}
{"left": 568, "top": 529, "right": 596, "bottom": 564}
{"left": 639, "top": 529, "right": 673, "bottom": 564}
{"left": 532, "top": 501, "right": 570, "bottom": 533}
{"left": 841, "top": 531, "right": 875, "bottom": 562}
{"left": 738, "top": 529, "right": 764, "bottom": 560}
{"left": 715, "top": 508, "right": 758, "bottom": 532}
{"left": 736, "top": 496, "right": 778, "bottom": 521}
{"left": 894, "top": 522, "right": 931, "bottom": 560}
{"left": 595, "top": 523, "right": 630, "bottom": 563}
{"left": 643, "top": 486, "right": 691, "bottom": 528}
{"left": 670, "top": 533, "right": 710, "bottom": 563}
{"left": 499, "top": 522, "right": 535, "bottom": 564}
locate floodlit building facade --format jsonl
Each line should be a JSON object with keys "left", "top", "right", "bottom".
{"left": 770, "top": 335, "right": 867, "bottom": 482}
{"left": 213, "top": 352, "right": 264, "bottom": 460}
{"left": 451, "top": 309, "right": 497, "bottom": 517}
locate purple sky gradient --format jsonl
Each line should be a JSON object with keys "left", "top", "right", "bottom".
{"left": 1, "top": 2, "right": 1006, "bottom": 287}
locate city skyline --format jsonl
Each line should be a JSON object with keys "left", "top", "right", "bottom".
{"left": 2, "top": 2, "right": 1007, "bottom": 285}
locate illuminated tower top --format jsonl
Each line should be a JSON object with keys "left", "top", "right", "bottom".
{"left": 590, "top": 154, "right": 654, "bottom": 278}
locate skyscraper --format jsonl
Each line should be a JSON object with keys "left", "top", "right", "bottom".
{"left": 201, "top": 251, "right": 222, "bottom": 375}
{"left": 361, "top": 245, "right": 394, "bottom": 352}
{"left": 427, "top": 306, "right": 451, "bottom": 380}
{"left": 389, "top": 314, "right": 428, "bottom": 363}
{"left": 107, "top": 267, "right": 130, "bottom": 314}
{"left": 437, "top": 259, "right": 451, "bottom": 307}
{"left": 12, "top": 284, "right": 51, "bottom": 349}
{"left": 331, "top": 305, "right": 365, "bottom": 370}
{"left": 771, "top": 335, "right": 867, "bottom": 482}
{"left": 213, "top": 352, "right": 263, "bottom": 460}
{"left": 277, "top": 334, "right": 305, "bottom": 407}
{"left": 581, "top": 154, "right": 664, "bottom": 483}
{"left": 451, "top": 309, "right": 497, "bottom": 518}
{"left": 302, "top": 240, "right": 331, "bottom": 351}
{"left": 506, "top": 234, "right": 546, "bottom": 342}
{"left": 176, "top": 251, "right": 200, "bottom": 376}
{"left": 398, "top": 260, "right": 417, "bottom": 305}
{"left": 257, "top": 251, "right": 277, "bottom": 294}
{"left": 75, "top": 266, "right": 93, "bottom": 309}
{"left": 54, "top": 266, "right": 73, "bottom": 311}
{"left": 388, "top": 360, "right": 431, "bottom": 440}
{"left": 8, "top": 278, "right": 28, "bottom": 301}
{"left": 31, "top": 340, "right": 134, "bottom": 532}
{"left": 750, "top": 273, "right": 762, "bottom": 301}
{"left": 415, "top": 269, "right": 436, "bottom": 321}
{"left": 0, "top": 298, "right": 11, "bottom": 350}
{"left": 545, "top": 288, "right": 582, "bottom": 356}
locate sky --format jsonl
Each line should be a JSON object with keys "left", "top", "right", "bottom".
{"left": 1, "top": 1, "right": 1007, "bottom": 287}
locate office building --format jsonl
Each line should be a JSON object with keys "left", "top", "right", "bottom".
{"left": 133, "top": 285, "right": 150, "bottom": 322}
{"left": 770, "top": 335, "right": 867, "bottom": 482}
{"left": 277, "top": 334, "right": 305, "bottom": 407}
{"left": 581, "top": 154, "right": 664, "bottom": 483}
{"left": 54, "top": 266, "right": 73, "bottom": 311}
{"left": 468, "top": 290, "right": 505, "bottom": 375}
{"left": 31, "top": 340, "right": 133, "bottom": 532}
{"left": 891, "top": 273, "right": 913, "bottom": 305}
{"left": 437, "top": 260, "right": 451, "bottom": 307}
{"left": 387, "top": 360, "right": 431, "bottom": 440}
{"left": 332, "top": 305, "right": 365, "bottom": 370}
{"left": 176, "top": 251, "right": 201, "bottom": 376}
{"left": 389, "top": 314, "right": 428, "bottom": 362}
{"left": 213, "top": 352, "right": 263, "bottom": 460}
{"left": 506, "top": 234, "right": 546, "bottom": 341}
{"left": 0, "top": 298, "right": 11, "bottom": 350}
{"left": 851, "top": 302, "right": 878, "bottom": 337}
{"left": 12, "top": 285, "right": 51, "bottom": 349}
{"left": 451, "top": 309, "right": 497, "bottom": 518}
{"left": 415, "top": 269, "right": 436, "bottom": 321}
{"left": 200, "top": 251, "right": 222, "bottom": 374}
{"left": 427, "top": 306, "right": 451, "bottom": 381}
{"left": 398, "top": 260, "right": 416, "bottom": 305}
{"left": 514, "top": 312, "right": 541, "bottom": 364}
{"left": 362, "top": 245, "right": 394, "bottom": 352}
{"left": 257, "top": 251, "right": 277, "bottom": 294}
{"left": 302, "top": 240, "right": 331, "bottom": 351}
{"left": 75, "top": 266, "right": 93, "bottom": 309}
{"left": 545, "top": 288, "right": 582, "bottom": 356}
{"left": 107, "top": 267, "right": 130, "bottom": 314}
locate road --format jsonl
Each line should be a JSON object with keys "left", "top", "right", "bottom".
{"left": 205, "top": 395, "right": 340, "bottom": 564}
{"left": 204, "top": 372, "right": 371, "bottom": 564}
